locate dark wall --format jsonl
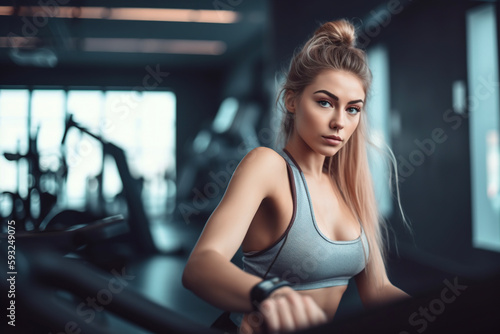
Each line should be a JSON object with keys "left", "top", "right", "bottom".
{"left": 271, "top": 0, "right": 399, "bottom": 72}
{"left": 382, "top": 0, "right": 500, "bottom": 277}
{"left": 385, "top": 1, "right": 472, "bottom": 262}
{"left": 173, "top": 69, "right": 224, "bottom": 176}
{"left": 270, "top": 0, "right": 500, "bottom": 278}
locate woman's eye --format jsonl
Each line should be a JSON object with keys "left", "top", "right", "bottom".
{"left": 318, "top": 100, "right": 332, "bottom": 108}
{"left": 347, "top": 106, "right": 361, "bottom": 114}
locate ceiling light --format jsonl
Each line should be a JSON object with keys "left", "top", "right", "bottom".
{"left": 0, "top": 36, "right": 39, "bottom": 48}
{"left": 0, "top": 6, "right": 240, "bottom": 24}
{"left": 82, "top": 38, "right": 227, "bottom": 55}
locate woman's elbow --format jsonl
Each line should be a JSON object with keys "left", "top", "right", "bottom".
{"left": 183, "top": 249, "right": 213, "bottom": 291}
{"left": 182, "top": 260, "right": 196, "bottom": 291}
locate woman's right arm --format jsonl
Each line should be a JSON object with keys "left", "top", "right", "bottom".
{"left": 182, "top": 147, "right": 328, "bottom": 333}
{"left": 182, "top": 147, "right": 280, "bottom": 312}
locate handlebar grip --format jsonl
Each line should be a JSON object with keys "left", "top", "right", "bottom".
{"left": 3, "top": 152, "right": 23, "bottom": 161}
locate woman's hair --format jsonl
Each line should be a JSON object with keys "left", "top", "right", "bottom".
{"left": 276, "top": 19, "right": 408, "bottom": 286}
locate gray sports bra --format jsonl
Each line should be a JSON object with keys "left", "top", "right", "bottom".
{"left": 242, "top": 148, "right": 370, "bottom": 290}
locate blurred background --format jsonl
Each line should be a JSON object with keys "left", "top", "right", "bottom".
{"left": 0, "top": 0, "right": 499, "bottom": 333}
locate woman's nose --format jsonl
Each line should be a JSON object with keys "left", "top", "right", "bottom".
{"left": 330, "top": 110, "right": 345, "bottom": 130}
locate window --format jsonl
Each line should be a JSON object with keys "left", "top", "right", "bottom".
{"left": 367, "top": 44, "right": 393, "bottom": 217}
{"left": 0, "top": 88, "right": 176, "bottom": 224}
{"left": 466, "top": 3, "right": 500, "bottom": 252}
{"left": 0, "top": 90, "right": 29, "bottom": 199}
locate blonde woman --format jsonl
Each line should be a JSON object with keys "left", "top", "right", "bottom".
{"left": 183, "top": 19, "right": 410, "bottom": 333}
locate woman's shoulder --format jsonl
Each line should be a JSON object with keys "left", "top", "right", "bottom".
{"left": 239, "top": 146, "right": 287, "bottom": 172}
{"left": 234, "top": 146, "right": 289, "bottom": 202}
{"left": 232, "top": 147, "right": 288, "bottom": 188}
{"left": 225, "top": 146, "right": 288, "bottom": 201}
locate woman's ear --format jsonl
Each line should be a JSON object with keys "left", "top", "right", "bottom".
{"left": 284, "top": 90, "right": 296, "bottom": 113}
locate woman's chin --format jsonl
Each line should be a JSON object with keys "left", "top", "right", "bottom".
{"left": 317, "top": 145, "right": 342, "bottom": 157}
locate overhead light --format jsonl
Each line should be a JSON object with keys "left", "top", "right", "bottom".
{"left": 82, "top": 38, "right": 227, "bottom": 55}
{"left": 0, "top": 6, "right": 240, "bottom": 24}
{"left": 0, "top": 36, "right": 39, "bottom": 48}
{"left": 0, "top": 36, "right": 227, "bottom": 55}
{"left": 0, "top": 6, "right": 12, "bottom": 15}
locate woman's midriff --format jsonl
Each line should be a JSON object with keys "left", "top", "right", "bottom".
{"left": 239, "top": 284, "right": 348, "bottom": 333}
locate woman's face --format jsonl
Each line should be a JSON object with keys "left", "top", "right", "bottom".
{"left": 286, "top": 69, "right": 365, "bottom": 157}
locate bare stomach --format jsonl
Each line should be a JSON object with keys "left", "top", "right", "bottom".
{"left": 239, "top": 284, "right": 348, "bottom": 333}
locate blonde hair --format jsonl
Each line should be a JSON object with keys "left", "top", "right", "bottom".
{"left": 276, "top": 19, "right": 408, "bottom": 286}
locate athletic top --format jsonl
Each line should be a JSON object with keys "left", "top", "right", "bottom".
{"left": 242, "top": 148, "right": 369, "bottom": 290}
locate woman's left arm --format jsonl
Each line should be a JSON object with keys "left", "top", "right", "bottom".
{"left": 354, "top": 242, "right": 411, "bottom": 308}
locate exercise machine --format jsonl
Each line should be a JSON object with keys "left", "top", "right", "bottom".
{"left": 0, "top": 215, "right": 215, "bottom": 334}
{"left": 61, "top": 114, "right": 157, "bottom": 255}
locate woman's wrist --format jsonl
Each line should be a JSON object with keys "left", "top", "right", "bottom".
{"left": 250, "top": 277, "right": 292, "bottom": 310}
{"left": 268, "top": 285, "right": 294, "bottom": 298}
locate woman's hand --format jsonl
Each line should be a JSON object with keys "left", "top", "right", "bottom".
{"left": 241, "top": 287, "right": 328, "bottom": 333}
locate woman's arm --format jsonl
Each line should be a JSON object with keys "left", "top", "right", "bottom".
{"left": 183, "top": 147, "right": 328, "bottom": 333}
{"left": 182, "top": 147, "right": 284, "bottom": 312}
{"left": 354, "top": 241, "right": 411, "bottom": 308}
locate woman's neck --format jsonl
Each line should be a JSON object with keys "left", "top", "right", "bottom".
{"left": 284, "top": 135, "right": 327, "bottom": 180}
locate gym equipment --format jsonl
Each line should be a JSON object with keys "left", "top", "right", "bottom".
{"left": 14, "top": 214, "right": 128, "bottom": 253}
{"left": 297, "top": 273, "right": 500, "bottom": 334}
{"left": 2, "top": 125, "right": 59, "bottom": 231}
{"left": 0, "top": 215, "right": 216, "bottom": 334}
{"left": 1, "top": 106, "right": 158, "bottom": 255}
{"left": 61, "top": 114, "right": 157, "bottom": 255}
{"left": 176, "top": 98, "right": 262, "bottom": 222}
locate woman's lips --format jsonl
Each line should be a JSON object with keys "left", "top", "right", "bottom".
{"left": 322, "top": 135, "right": 343, "bottom": 145}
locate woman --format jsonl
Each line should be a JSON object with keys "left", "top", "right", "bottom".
{"left": 183, "top": 19, "right": 410, "bottom": 333}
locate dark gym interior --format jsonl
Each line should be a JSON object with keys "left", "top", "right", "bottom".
{"left": 1, "top": 0, "right": 499, "bottom": 333}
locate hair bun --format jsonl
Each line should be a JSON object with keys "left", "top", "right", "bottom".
{"left": 314, "top": 20, "right": 356, "bottom": 47}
